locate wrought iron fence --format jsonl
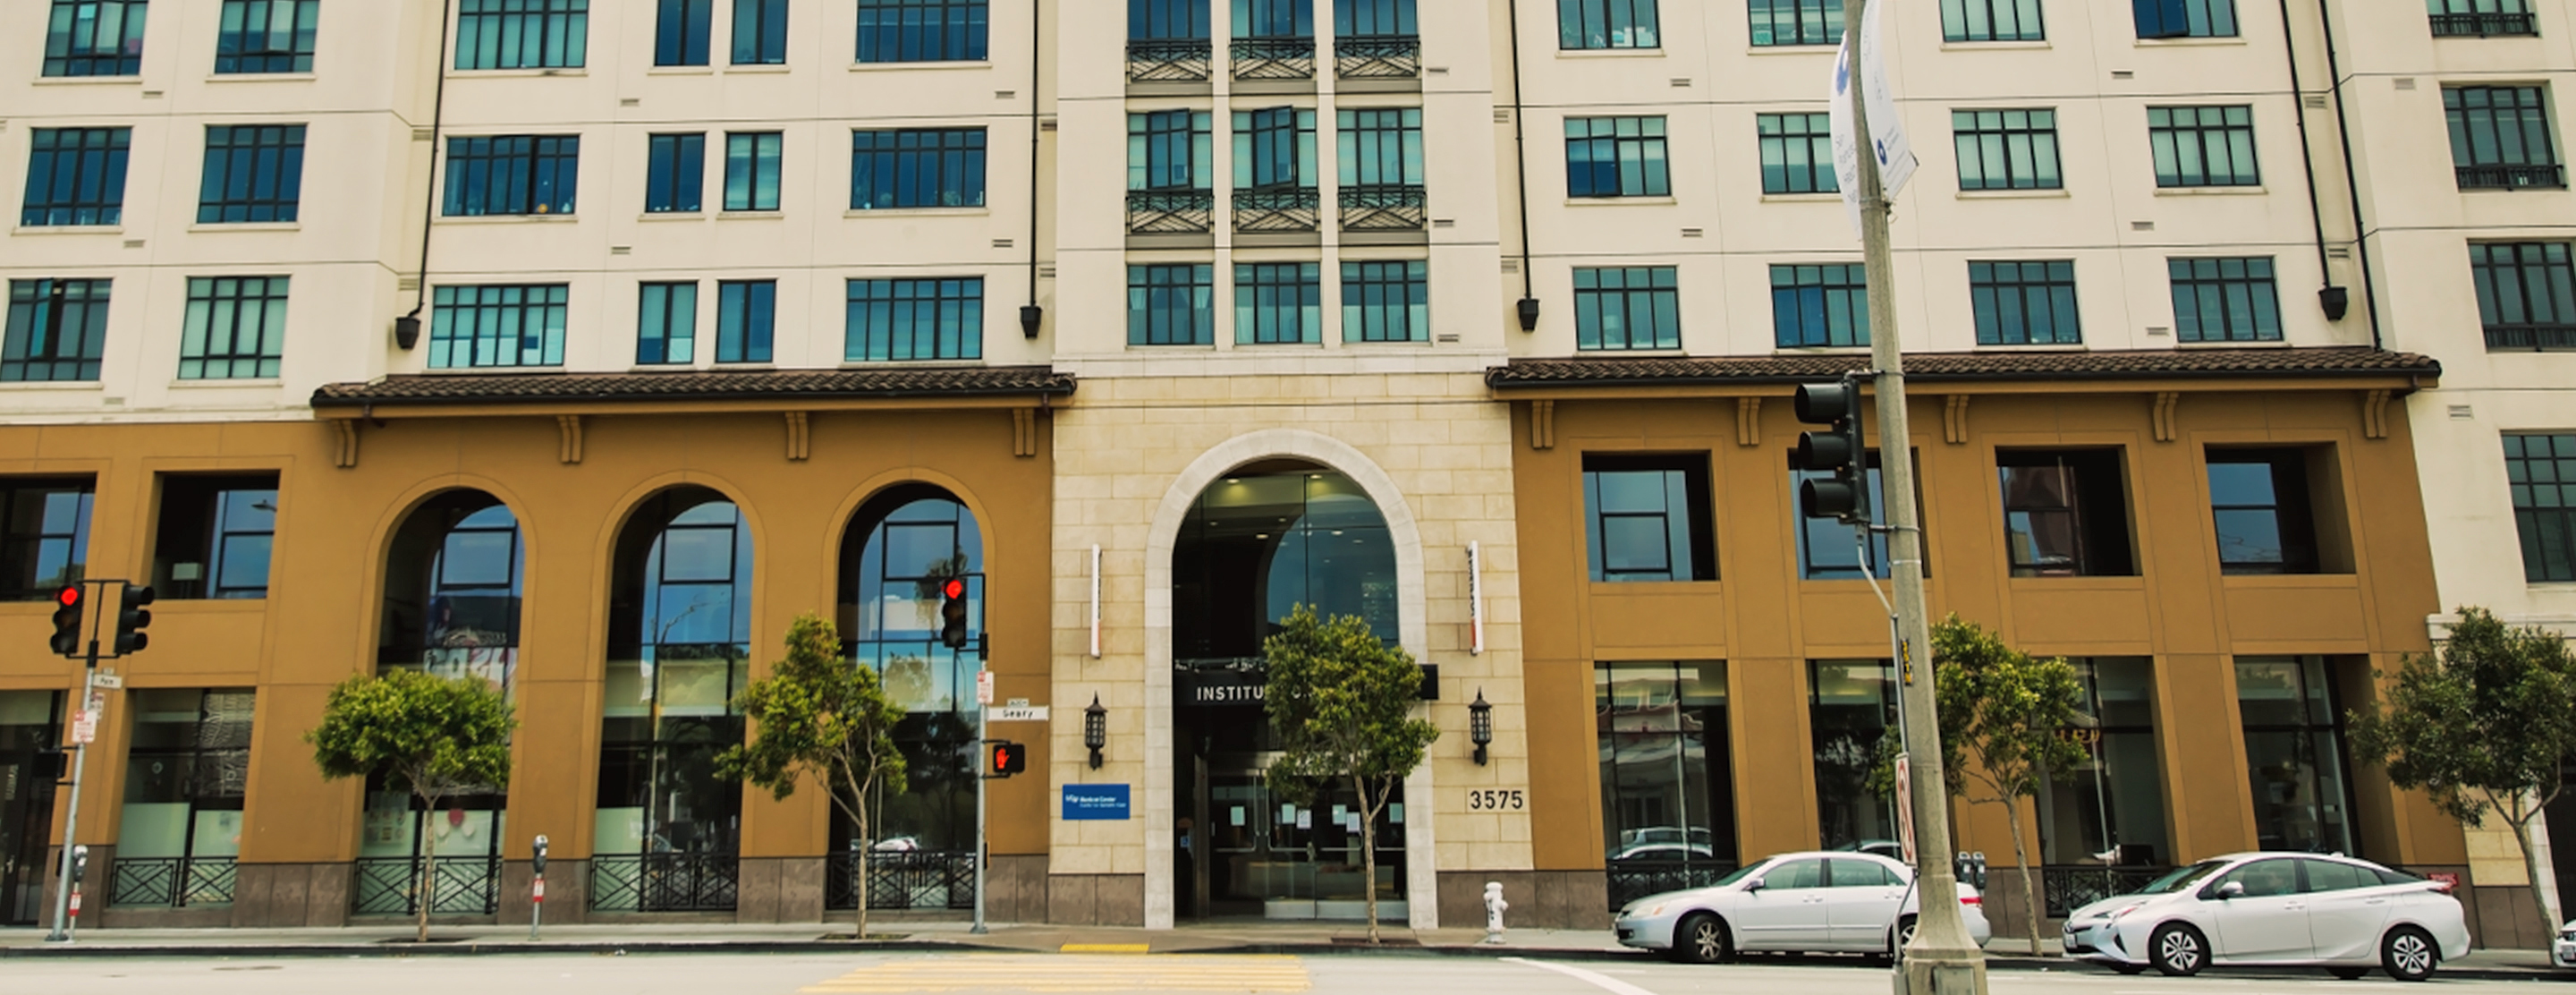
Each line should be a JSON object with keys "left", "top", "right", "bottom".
{"left": 352, "top": 855, "right": 501, "bottom": 915}
{"left": 1339, "top": 184, "right": 1427, "bottom": 232}
{"left": 2457, "top": 163, "right": 2567, "bottom": 190}
{"left": 2040, "top": 865, "right": 2171, "bottom": 919}
{"left": 2486, "top": 323, "right": 2576, "bottom": 350}
{"left": 1128, "top": 190, "right": 1215, "bottom": 234}
{"left": 1128, "top": 38, "right": 1212, "bottom": 82}
{"left": 1335, "top": 34, "right": 1420, "bottom": 79}
{"left": 1232, "top": 36, "right": 1315, "bottom": 80}
{"left": 1606, "top": 860, "right": 1739, "bottom": 910}
{"left": 1235, "top": 188, "right": 1320, "bottom": 233}
{"left": 590, "top": 853, "right": 739, "bottom": 913}
{"left": 108, "top": 855, "right": 236, "bottom": 908}
{"left": 2431, "top": 12, "right": 2538, "bottom": 36}
{"left": 826, "top": 850, "right": 978, "bottom": 911}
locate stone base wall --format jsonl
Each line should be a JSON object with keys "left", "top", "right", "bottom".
{"left": 736, "top": 856, "right": 827, "bottom": 923}
{"left": 1046, "top": 872, "right": 1145, "bottom": 926}
{"left": 1436, "top": 870, "right": 1606, "bottom": 930}
{"left": 988, "top": 855, "right": 1049, "bottom": 923}
{"left": 497, "top": 858, "right": 588, "bottom": 925}
{"left": 2466, "top": 881, "right": 2557, "bottom": 949}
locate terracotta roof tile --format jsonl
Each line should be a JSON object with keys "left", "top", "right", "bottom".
{"left": 1485, "top": 347, "right": 2439, "bottom": 388}
{"left": 313, "top": 366, "right": 1076, "bottom": 408}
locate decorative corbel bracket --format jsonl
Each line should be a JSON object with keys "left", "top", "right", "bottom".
{"left": 2152, "top": 392, "right": 2182, "bottom": 443}
{"left": 784, "top": 412, "right": 811, "bottom": 461}
{"left": 1012, "top": 408, "right": 1038, "bottom": 458}
{"left": 556, "top": 414, "right": 585, "bottom": 464}
{"left": 1735, "top": 396, "right": 1762, "bottom": 447}
{"left": 1529, "top": 399, "right": 1556, "bottom": 450}
{"left": 2362, "top": 389, "right": 2393, "bottom": 440}
{"left": 332, "top": 421, "right": 360, "bottom": 469}
{"left": 1943, "top": 395, "right": 1971, "bottom": 445}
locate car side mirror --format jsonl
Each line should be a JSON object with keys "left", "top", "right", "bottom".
{"left": 1743, "top": 877, "right": 1766, "bottom": 892}
{"left": 2216, "top": 881, "right": 2245, "bottom": 900}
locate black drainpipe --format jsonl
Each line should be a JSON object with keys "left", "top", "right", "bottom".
{"left": 394, "top": 0, "right": 454, "bottom": 351}
{"left": 1506, "top": 0, "right": 1538, "bottom": 331}
{"left": 2275, "top": 0, "right": 2347, "bottom": 325}
{"left": 2313, "top": 0, "right": 2385, "bottom": 350}
{"left": 1020, "top": 0, "right": 1045, "bottom": 338}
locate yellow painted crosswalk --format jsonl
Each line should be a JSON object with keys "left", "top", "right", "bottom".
{"left": 800, "top": 954, "right": 1310, "bottom": 993}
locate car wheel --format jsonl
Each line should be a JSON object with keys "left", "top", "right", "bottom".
{"left": 2326, "top": 966, "right": 2368, "bottom": 980}
{"left": 2382, "top": 925, "right": 2437, "bottom": 982}
{"left": 2149, "top": 923, "right": 2207, "bottom": 977}
{"left": 1669, "top": 913, "right": 1733, "bottom": 965}
{"left": 1886, "top": 914, "right": 1918, "bottom": 961}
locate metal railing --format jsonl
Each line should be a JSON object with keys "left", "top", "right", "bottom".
{"left": 1232, "top": 36, "right": 1315, "bottom": 80}
{"left": 589, "top": 853, "right": 739, "bottom": 913}
{"left": 1606, "top": 859, "right": 1740, "bottom": 910}
{"left": 1128, "top": 190, "right": 1215, "bottom": 234}
{"left": 2486, "top": 323, "right": 2576, "bottom": 350}
{"left": 826, "top": 850, "right": 978, "bottom": 911}
{"left": 1335, "top": 34, "right": 1420, "bottom": 79}
{"left": 2457, "top": 163, "right": 2567, "bottom": 189}
{"left": 1339, "top": 183, "right": 1428, "bottom": 232}
{"left": 1128, "top": 38, "right": 1212, "bottom": 82}
{"left": 2431, "top": 12, "right": 2538, "bottom": 36}
{"left": 2040, "top": 865, "right": 2172, "bottom": 918}
{"left": 352, "top": 855, "right": 501, "bottom": 915}
{"left": 1236, "top": 188, "right": 1320, "bottom": 233}
{"left": 108, "top": 855, "right": 236, "bottom": 908}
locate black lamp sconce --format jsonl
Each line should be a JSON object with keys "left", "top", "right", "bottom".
{"left": 1020, "top": 304, "right": 1044, "bottom": 339}
{"left": 1515, "top": 298, "right": 1541, "bottom": 332}
{"left": 1469, "top": 688, "right": 1493, "bottom": 765}
{"left": 393, "top": 314, "right": 422, "bottom": 351}
{"left": 1084, "top": 693, "right": 1107, "bottom": 770}
{"left": 2318, "top": 286, "right": 2350, "bottom": 322}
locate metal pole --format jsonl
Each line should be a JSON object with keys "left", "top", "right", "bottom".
{"left": 44, "top": 627, "right": 98, "bottom": 942}
{"left": 971, "top": 667, "right": 988, "bottom": 934}
{"left": 1843, "top": 1, "right": 1987, "bottom": 990}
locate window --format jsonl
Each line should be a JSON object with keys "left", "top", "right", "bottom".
{"left": 1997, "top": 449, "right": 2136, "bottom": 577}
{"left": 114, "top": 690, "right": 253, "bottom": 909}
{"left": 1597, "top": 662, "right": 1737, "bottom": 899}
{"left": 2207, "top": 448, "right": 2320, "bottom": 574}
{"left": 2471, "top": 242, "right": 2576, "bottom": 351}
{"left": 1573, "top": 267, "right": 1680, "bottom": 350}
{"left": 1583, "top": 455, "right": 1715, "bottom": 583}
{"left": 377, "top": 489, "right": 522, "bottom": 682}
{"left": 178, "top": 276, "right": 287, "bottom": 379}
{"left": 2169, "top": 257, "right": 2283, "bottom": 343}
{"left": 723, "top": 132, "right": 782, "bottom": 211}
{"left": 2447, "top": 86, "right": 2565, "bottom": 189}
{"left": 1566, "top": 117, "right": 1670, "bottom": 198}
{"left": 197, "top": 124, "right": 305, "bottom": 224}
{"left": 645, "top": 133, "right": 705, "bottom": 213}
{"left": 2430, "top": 0, "right": 2537, "bottom": 37}
{"left": 655, "top": 0, "right": 711, "bottom": 66}
{"left": 1235, "top": 107, "right": 1318, "bottom": 191}
{"left": 637, "top": 282, "right": 698, "bottom": 364}
{"left": 442, "top": 135, "right": 579, "bottom": 217}
{"left": 857, "top": 0, "right": 988, "bottom": 63}
{"left": 455, "top": 0, "right": 587, "bottom": 70}
{"left": 597, "top": 489, "right": 751, "bottom": 879}
{"left": 2505, "top": 433, "right": 2576, "bottom": 583}
{"left": 0, "top": 478, "right": 93, "bottom": 600}
{"left": 20, "top": 128, "right": 130, "bottom": 227}
{"left": 43, "top": 0, "right": 148, "bottom": 77}
{"left": 845, "top": 278, "right": 984, "bottom": 361}
{"left": 2148, "top": 106, "right": 2258, "bottom": 187}
{"left": 850, "top": 129, "right": 987, "bottom": 209}
{"left": 1758, "top": 113, "right": 1836, "bottom": 194}
{"left": 1953, "top": 109, "right": 2062, "bottom": 191}
{"left": 2236, "top": 656, "right": 2357, "bottom": 854}
{"left": 837, "top": 489, "right": 990, "bottom": 859}
{"left": 1129, "top": 264, "right": 1213, "bottom": 345}
{"left": 1338, "top": 0, "right": 1415, "bottom": 37}
{"left": 2037, "top": 659, "right": 2170, "bottom": 875}
{"left": 1943, "top": 0, "right": 2042, "bottom": 41}
{"left": 2134, "top": 0, "right": 2236, "bottom": 38}
{"left": 150, "top": 475, "right": 276, "bottom": 600}
{"left": 1771, "top": 263, "right": 1868, "bottom": 347}
{"left": 1810, "top": 660, "right": 1898, "bottom": 848}
{"left": 1342, "top": 260, "right": 1427, "bottom": 343}
{"left": 429, "top": 285, "right": 567, "bottom": 369}
{"left": 714, "top": 280, "right": 774, "bottom": 363}
{"left": 1793, "top": 452, "right": 1900, "bottom": 579}
{"left": 1339, "top": 108, "right": 1425, "bottom": 231}
{"left": 215, "top": 0, "right": 317, "bottom": 72}
{"left": 1750, "top": 0, "right": 1843, "bottom": 47}
{"left": 1130, "top": 110, "right": 1213, "bottom": 191}
{"left": 1236, "top": 262, "right": 1320, "bottom": 344}
{"left": 1560, "top": 0, "right": 1659, "bottom": 49}
{"left": 1970, "top": 260, "right": 2081, "bottom": 344}
{"left": 1132, "top": 0, "right": 1210, "bottom": 39}
{"left": 731, "top": 0, "right": 786, "bottom": 64}
{"left": 3, "top": 279, "right": 108, "bottom": 383}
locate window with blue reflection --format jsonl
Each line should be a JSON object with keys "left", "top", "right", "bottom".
{"left": 1583, "top": 455, "right": 1715, "bottom": 582}
{"left": 216, "top": 0, "right": 317, "bottom": 72}
{"left": 443, "top": 135, "right": 579, "bottom": 217}
{"left": 858, "top": 0, "right": 987, "bottom": 62}
{"left": 1234, "top": 0, "right": 1311, "bottom": 37}
{"left": 1792, "top": 453, "right": 1901, "bottom": 580}
{"left": 2207, "top": 449, "right": 2319, "bottom": 574}
{"left": 732, "top": 0, "right": 786, "bottom": 64}
{"left": 378, "top": 490, "right": 521, "bottom": 685}
{"left": 851, "top": 129, "right": 986, "bottom": 209}
{"left": 645, "top": 133, "right": 705, "bottom": 213}
{"left": 599, "top": 488, "right": 751, "bottom": 861}
{"left": 839, "top": 487, "right": 986, "bottom": 853}
{"left": 724, "top": 132, "right": 781, "bottom": 212}
{"left": 846, "top": 278, "right": 983, "bottom": 361}
{"left": 21, "top": 128, "right": 130, "bottom": 227}
{"left": 1132, "top": 0, "right": 1210, "bottom": 38}
{"left": 198, "top": 124, "right": 305, "bottom": 224}
{"left": 44, "top": 0, "right": 148, "bottom": 77}
{"left": 455, "top": 0, "right": 588, "bottom": 70}
{"left": 656, "top": 0, "right": 711, "bottom": 65}
{"left": 638, "top": 282, "right": 698, "bottom": 364}
{"left": 715, "top": 279, "right": 774, "bottom": 363}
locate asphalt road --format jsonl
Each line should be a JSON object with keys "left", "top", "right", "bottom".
{"left": 0, "top": 951, "right": 2544, "bottom": 994}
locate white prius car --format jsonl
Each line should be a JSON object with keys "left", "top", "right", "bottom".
{"left": 2060, "top": 853, "right": 2470, "bottom": 982}
{"left": 2555, "top": 919, "right": 2575, "bottom": 970}
{"left": 1614, "top": 851, "right": 1992, "bottom": 964}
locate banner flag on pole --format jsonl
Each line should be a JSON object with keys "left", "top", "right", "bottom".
{"left": 1830, "top": 0, "right": 1917, "bottom": 237}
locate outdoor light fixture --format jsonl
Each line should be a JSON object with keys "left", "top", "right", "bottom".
{"left": 2318, "top": 285, "right": 2351, "bottom": 322}
{"left": 1515, "top": 297, "right": 1541, "bottom": 332}
{"left": 1469, "top": 688, "right": 1493, "bottom": 765}
{"left": 1084, "top": 693, "right": 1107, "bottom": 770}
{"left": 1020, "top": 304, "right": 1044, "bottom": 338}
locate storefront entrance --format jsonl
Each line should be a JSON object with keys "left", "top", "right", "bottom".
{"left": 0, "top": 691, "right": 64, "bottom": 925}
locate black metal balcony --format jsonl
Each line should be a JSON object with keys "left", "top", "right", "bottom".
{"left": 2485, "top": 323, "right": 2576, "bottom": 350}
{"left": 1335, "top": 33, "right": 1420, "bottom": 79}
{"left": 108, "top": 855, "right": 236, "bottom": 908}
{"left": 1232, "top": 36, "right": 1315, "bottom": 80}
{"left": 1128, "top": 189, "right": 1214, "bottom": 234}
{"left": 2431, "top": 12, "right": 2538, "bottom": 37}
{"left": 1127, "top": 38, "right": 1212, "bottom": 82}
{"left": 2042, "top": 865, "right": 2174, "bottom": 918}
{"left": 826, "top": 850, "right": 979, "bottom": 911}
{"left": 1339, "top": 183, "right": 1428, "bottom": 232}
{"left": 589, "top": 852, "right": 739, "bottom": 912}
{"left": 352, "top": 855, "right": 502, "bottom": 915}
{"left": 2457, "top": 163, "right": 2567, "bottom": 189}
{"left": 1236, "top": 187, "right": 1320, "bottom": 233}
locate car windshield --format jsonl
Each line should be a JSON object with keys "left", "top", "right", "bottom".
{"left": 1709, "top": 862, "right": 1766, "bottom": 889}
{"left": 2137, "top": 860, "right": 2230, "bottom": 895}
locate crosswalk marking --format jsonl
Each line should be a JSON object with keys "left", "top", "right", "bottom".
{"left": 1058, "top": 944, "right": 1151, "bottom": 953}
{"left": 800, "top": 954, "right": 1310, "bottom": 993}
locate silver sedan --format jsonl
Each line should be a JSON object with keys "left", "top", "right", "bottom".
{"left": 1614, "top": 850, "right": 1993, "bottom": 964}
{"left": 2060, "top": 853, "right": 2469, "bottom": 982}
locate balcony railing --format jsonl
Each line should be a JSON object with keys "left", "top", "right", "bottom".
{"left": 2040, "top": 865, "right": 2173, "bottom": 918}
{"left": 1128, "top": 190, "right": 1215, "bottom": 234}
{"left": 2458, "top": 163, "right": 2567, "bottom": 189}
{"left": 1127, "top": 38, "right": 1212, "bottom": 82}
{"left": 1606, "top": 859, "right": 1740, "bottom": 910}
{"left": 1335, "top": 33, "right": 1420, "bottom": 79}
{"left": 1232, "top": 36, "right": 1315, "bottom": 81}
{"left": 2486, "top": 323, "right": 2576, "bottom": 350}
{"left": 826, "top": 850, "right": 979, "bottom": 911}
{"left": 108, "top": 855, "right": 236, "bottom": 908}
{"left": 590, "top": 853, "right": 739, "bottom": 912}
{"left": 1235, "top": 187, "right": 1320, "bottom": 233}
{"left": 2431, "top": 12, "right": 2538, "bottom": 36}
{"left": 352, "top": 855, "right": 501, "bottom": 916}
{"left": 1339, "top": 183, "right": 1428, "bottom": 232}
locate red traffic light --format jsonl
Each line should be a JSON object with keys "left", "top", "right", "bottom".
{"left": 56, "top": 586, "right": 80, "bottom": 607}
{"left": 943, "top": 578, "right": 965, "bottom": 600}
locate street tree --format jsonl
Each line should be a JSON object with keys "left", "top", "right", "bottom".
{"left": 2351, "top": 606, "right": 2576, "bottom": 931}
{"left": 717, "top": 613, "right": 908, "bottom": 939}
{"left": 305, "top": 668, "right": 516, "bottom": 943}
{"left": 1261, "top": 605, "right": 1439, "bottom": 943}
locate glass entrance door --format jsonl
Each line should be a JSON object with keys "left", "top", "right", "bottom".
{"left": 1188, "top": 753, "right": 1405, "bottom": 920}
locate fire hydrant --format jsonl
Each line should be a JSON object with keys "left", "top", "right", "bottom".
{"left": 1480, "top": 881, "right": 1509, "bottom": 944}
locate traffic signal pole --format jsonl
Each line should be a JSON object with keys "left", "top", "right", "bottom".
{"left": 45, "top": 609, "right": 100, "bottom": 942}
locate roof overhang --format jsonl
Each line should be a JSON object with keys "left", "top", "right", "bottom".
{"left": 1483, "top": 347, "right": 2440, "bottom": 399}
{"left": 311, "top": 366, "right": 1078, "bottom": 420}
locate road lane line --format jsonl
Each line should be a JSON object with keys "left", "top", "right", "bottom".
{"left": 1501, "top": 957, "right": 1662, "bottom": 995}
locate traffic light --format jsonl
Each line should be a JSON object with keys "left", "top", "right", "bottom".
{"left": 48, "top": 585, "right": 82, "bottom": 657}
{"left": 939, "top": 577, "right": 970, "bottom": 651}
{"left": 112, "top": 584, "right": 153, "bottom": 654}
{"left": 988, "top": 739, "right": 1025, "bottom": 778}
{"left": 1794, "top": 378, "right": 1872, "bottom": 525}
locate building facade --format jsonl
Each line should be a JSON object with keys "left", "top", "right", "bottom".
{"left": 0, "top": 0, "right": 2565, "bottom": 948}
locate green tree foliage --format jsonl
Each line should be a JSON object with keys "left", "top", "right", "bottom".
{"left": 2351, "top": 607, "right": 2576, "bottom": 931}
{"left": 305, "top": 668, "right": 515, "bottom": 942}
{"left": 716, "top": 613, "right": 908, "bottom": 938}
{"left": 1261, "top": 605, "right": 1439, "bottom": 942}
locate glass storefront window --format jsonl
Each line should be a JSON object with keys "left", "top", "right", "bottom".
{"left": 2037, "top": 658, "right": 2171, "bottom": 867}
{"left": 840, "top": 488, "right": 986, "bottom": 854}
{"left": 2236, "top": 655, "right": 2357, "bottom": 854}
{"left": 1, "top": 690, "right": 64, "bottom": 924}
{"left": 1597, "top": 661, "right": 1735, "bottom": 871}
{"left": 596, "top": 489, "right": 751, "bottom": 869}
{"left": 115, "top": 689, "right": 253, "bottom": 907}
{"left": 1809, "top": 659, "right": 1897, "bottom": 848}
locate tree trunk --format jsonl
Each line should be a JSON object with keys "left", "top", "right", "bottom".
{"left": 2006, "top": 795, "right": 2041, "bottom": 957}
{"left": 854, "top": 775, "right": 873, "bottom": 940}
{"left": 416, "top": 793, "right": 441, "bottom": 943}
{"left": 2512, "top": 811, "right": 2564, "bottom": 934}
{"left": 1356, "top": 775, "right": 1379, "bottom": 945}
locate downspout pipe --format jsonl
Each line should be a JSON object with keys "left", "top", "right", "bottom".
{"left": 394, "top": 0, "right": 454, "bottom": 351}
{"left": 1505, "top": 0, "right": 1538, "bottom": 331}
{"left": 1021, "top": 0, "right": 1045, "bottom": 338}
{"left": 2314, "top": 0, "right": 2385, "bottom": 350}
{"left": 2275, "top": 0, "right": 2348, "bottom": 324}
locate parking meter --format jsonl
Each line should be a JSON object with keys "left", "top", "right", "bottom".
{"left": 69, "top": 844, "right": 87, "bottom": 884}
{"left": 529, "top": 834, "right": 549, "bottom": 939}
{"left": 532, "top": 834, "right": 548, "bottom": 876}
